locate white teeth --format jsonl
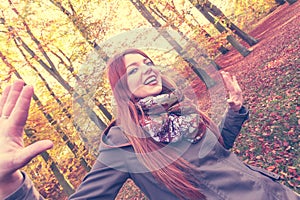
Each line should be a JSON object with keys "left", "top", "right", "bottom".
{"left": 144, "top": 76, "right": 156, "bottom": 85}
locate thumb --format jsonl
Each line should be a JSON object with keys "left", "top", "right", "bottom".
{"left": 15, "top": 140, "right": 53, "bottom": 168}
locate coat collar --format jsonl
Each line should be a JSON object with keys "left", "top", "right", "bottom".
{"left": 100, "top": 120, "right": 131, "bottom": 149}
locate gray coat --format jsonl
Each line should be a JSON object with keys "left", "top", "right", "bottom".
{"left": 5, "top": 107, "right": 299, "bottom": 200}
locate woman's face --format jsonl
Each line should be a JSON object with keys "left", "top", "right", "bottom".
{"left": 124, "top": 53, "right": 162, "bottom": 98}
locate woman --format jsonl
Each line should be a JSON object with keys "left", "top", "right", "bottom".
{"left": 0, "top": 49, "right": 299, "bottom": 200}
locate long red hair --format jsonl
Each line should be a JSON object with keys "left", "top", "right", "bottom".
{"left": 107, "top": 49, "right": 223, "bottom": 200}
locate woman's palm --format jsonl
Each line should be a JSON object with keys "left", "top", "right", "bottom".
{"left": 0, "top": 80, "right": 53, "bottom": 181}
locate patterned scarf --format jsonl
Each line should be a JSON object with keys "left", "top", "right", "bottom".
{"left": 135, "top": 90, "right": 207, "bottom": 143}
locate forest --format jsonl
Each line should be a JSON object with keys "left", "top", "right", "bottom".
{"left": 0, "top": 0, "right": 299, "bottom": 199}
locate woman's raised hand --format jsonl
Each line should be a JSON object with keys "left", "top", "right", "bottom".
{"left": 221, "top": 72, "right": 244, "bottom": 112}
{"left": 0, "top": 80, "right": 53, "bottom": 198}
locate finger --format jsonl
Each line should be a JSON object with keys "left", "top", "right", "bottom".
{"left": 232, "top": 76, "right": 242, "bottom": 93}
{"left": 14, "top": 140, "right": 53, "bottom": 169}
{"left": 224, "top": 74, "right": 241, "bottom": 94}
{"left": 0, "top": 85, "right": 11, "bottom": 116}
{"left": 2, "top": 80, "right": 25, "bottom": 118}
{"left": 221, "top": 72, "right": 235, "bottom": 92}
{"left": 11, "top": 85, "right": 33, "bottom": 126}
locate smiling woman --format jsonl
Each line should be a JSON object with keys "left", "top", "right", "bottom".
{"left": 125, "top": 53, "right": 162, "bottom": 98}
{"left": 0, "top": 48, "right": 299, "bottom": 200}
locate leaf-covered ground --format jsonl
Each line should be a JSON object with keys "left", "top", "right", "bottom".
{"left": 116, "top": 2, "right": 300, "bottom": 199}
{"left": 215, "top": 1, "right": 300, "bottom": 193}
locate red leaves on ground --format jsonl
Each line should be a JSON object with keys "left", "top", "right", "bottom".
{"left": 214, "top": 2, "right": 300, "bottom": 193}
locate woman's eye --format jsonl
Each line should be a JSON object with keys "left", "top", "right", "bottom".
{"left": 146, "top": 61, "right": 154, "bottom": 66}
{"left": 128, "top": 68, "right": 138, "bottom": 75}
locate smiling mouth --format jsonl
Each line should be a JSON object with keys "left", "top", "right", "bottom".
{"left": 144, "top": 75, "right": 157, "bottom": 85}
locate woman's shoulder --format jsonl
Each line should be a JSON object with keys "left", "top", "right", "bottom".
{"left": 100, "top": 121, "right": 131, "bottom": 149}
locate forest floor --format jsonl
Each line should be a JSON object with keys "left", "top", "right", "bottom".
{"left": 214, "top": 0, "right": 299, "bottom": 193}
{"left": 116, "top": 1, "right": 300, "bottom": 199}
{"left": 216, "top": 0, "right": 300, "bottom": 193}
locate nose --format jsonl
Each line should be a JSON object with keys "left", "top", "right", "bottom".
{"left": 140, "top": 64, "right": 153, "bottom": 74}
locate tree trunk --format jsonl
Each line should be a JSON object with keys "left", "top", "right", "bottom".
{"left": 223, "top": 22, "right": 258, "bottom": 46}
{"left": 130, "top": 0, "right": 216, "bottom": 88}
{"left": 148, "top": 4, "right": 229, "bottom": 55}
{"left": 20, "top": 0, "right": 112, "bottom": 122}
{"left": 204, "top": 33, "right": 230, "bottom": 54}
{"left": 5, "top": 23, "right": 107, "bottom": 131}
{"left": 218, "top": 46, "right": 230, "bottom": 54}
{"left": 275, "top": 0, "right": 286, "bottom": 4}
{"left": 226, "top": 35, "right": 251, "bottom": 57}
{"left": 6, "top": 2, "right": 110, "bottom": 129}
{"left": 49, "top": 48, "right": 113, "bottom": 122}
{"left": 198, "top": 6, "right": 251, "bottom": 57}
{"left": 49, "top": 0, "right": 109, "bottom": 62}
{"left": 286, "top": 0, "right": 297, "bottom": 4}
{"left": 22, "top": 65, "right": 92, "bottom": 172}
{"left": 197, "top": 0, "right": 258, "bottom": 46}
{"left": 25, "top": 129, "right": 75, "bottom": 196}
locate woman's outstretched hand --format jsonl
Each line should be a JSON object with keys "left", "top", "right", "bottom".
{"left": 221, "top": 71, "right": 244, "bottom": 112}
{"left": 0, "top": 80, "right": 53, "bottom": 198}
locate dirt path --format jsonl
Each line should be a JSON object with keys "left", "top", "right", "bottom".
{"left": 216, "top": 1, "right": 300, "bottom": 71}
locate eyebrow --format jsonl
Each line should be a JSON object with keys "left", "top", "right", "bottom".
{"left": 126, "top": 58, "right": 150, "bottom": 69}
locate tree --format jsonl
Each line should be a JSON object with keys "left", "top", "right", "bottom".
{"left": 48, "top": 0, "right": 114, "bottom": 122}
{"left": 196, "top": 5, "right": 251, "bottom": 57}
{"left": 276, "top": 0, "right": 298, "bottom": 4}
{"left": 25, "top": 128, "right": 76, "bottom": 197}
{"left": 2, "top": 6, "right": 108, "bottom": 132}
{"left": 49, "top": 0, "right": 110, "bottom": 61}
{"left": 199, "top": 0, "right": 259, "bottom": 46}
{"left": 146, "top": 3, "right": 224, "bottom": 70}
{"left": 286, "top": 0, "right": 297, "bottom": 4}
{"left": 130, "top": 0, "right": 217, "bottom": 88}
{"left": 0, "top": 51, "right": 77, "bottom": 196}
{"left": 17, "top": 0, "right": 113, "bottom": 122}
{"left": 147, "top": 2, "right": 229, "bottom": 55}
{"left": 0, "top": 48, "right": 92, "bottom": 170}
{"left": 276, "top": 0, "right": 286, "bottom": 4}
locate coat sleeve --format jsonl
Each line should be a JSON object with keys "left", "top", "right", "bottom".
{"left": 4, "top": 148, "right": 129, "bottom": 200}
{"left": 219, "top": 106, "right": 249, "bottom": 149}
{"left": 4, "top": 172, "right": 44, "bottom": 200}
{"left": 69, "top": 147, "right": 130, "bottom": 200}
{"left": 4, "top": 146, "right": 129, "bottom": 200}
